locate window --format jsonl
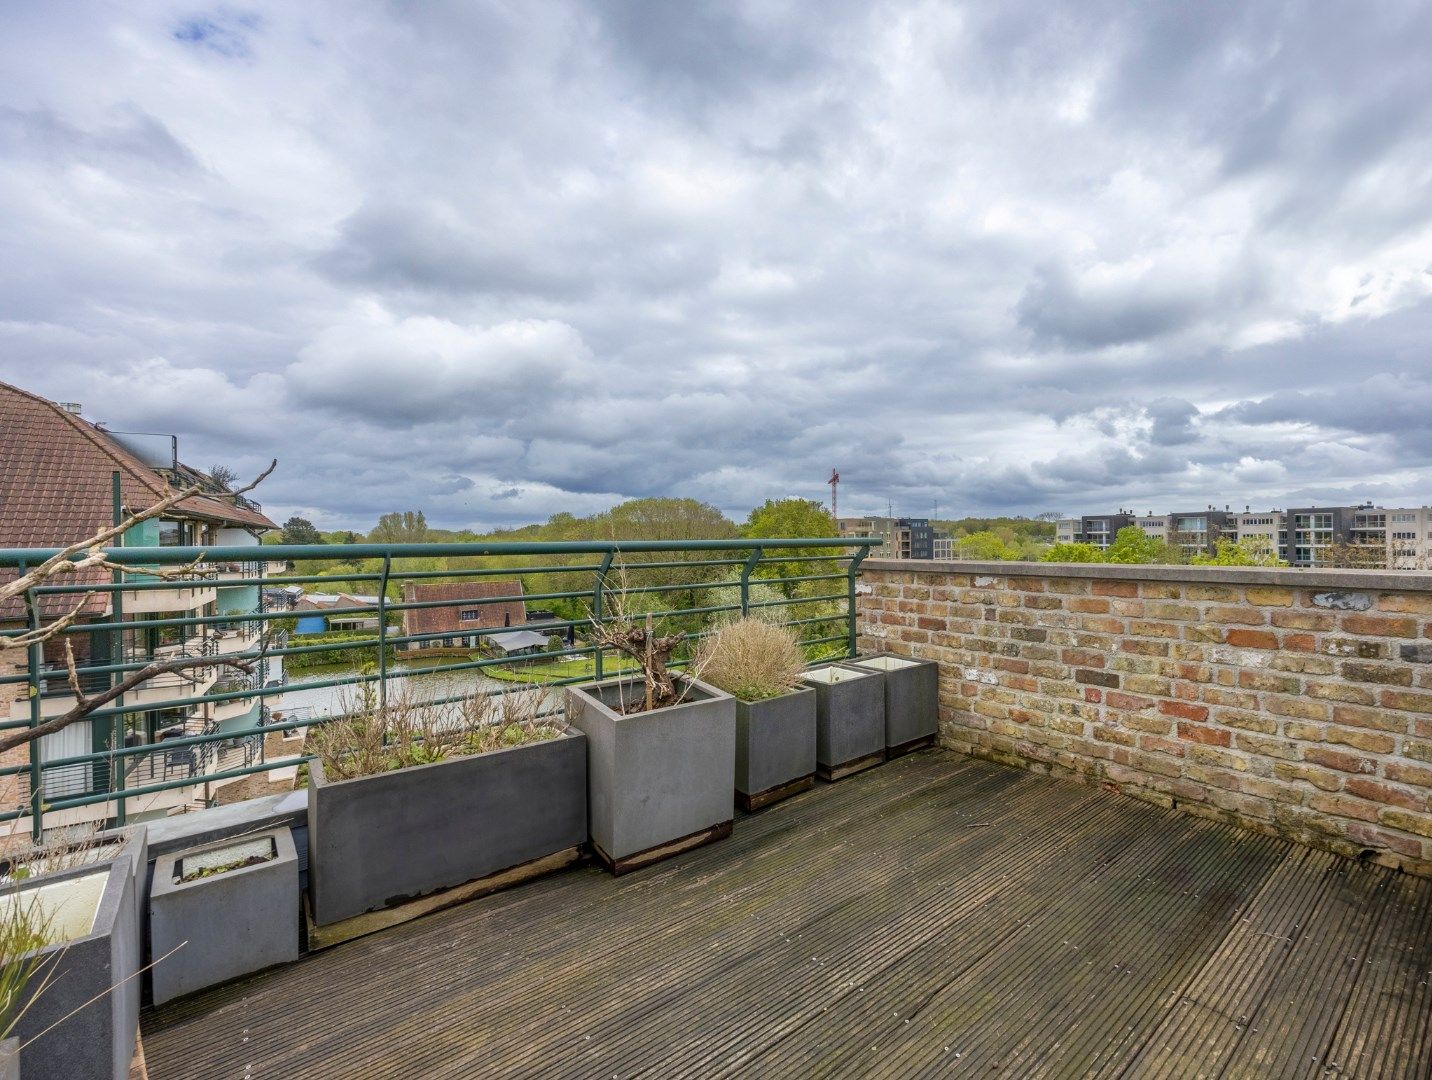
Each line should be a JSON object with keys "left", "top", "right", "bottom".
{"left": 459, "top": 608, "right": 482, "bottom": 621}
{"left": 157, "top": 519, "right": 187, "bottom": 546}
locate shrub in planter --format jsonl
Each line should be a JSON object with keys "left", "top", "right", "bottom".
{"left": 0, "top": 829, "right": 145, "bottom": 1080}
{"left": 801, "top": 664, "right": 885, "bottom": 780}
{"left": 306, "top": 689, "right": 585, "bottom": 927}
{"left": 568, "top": 604, "right": 735, "bottom": 873}
{"left": 695, "top": 618, "right": 816, "bottom": 811}
{"left": 846, "top": 653, "right": 939, "bottom": 755}
{"left": 149, "top": 829, "right": 299, "bottom": 1004}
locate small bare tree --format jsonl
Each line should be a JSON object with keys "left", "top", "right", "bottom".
{"left": 0, "top": 461, "right": 277, "bottom": 753}
{"left": 587, "top": 564, "right": 708, "bottom": 713}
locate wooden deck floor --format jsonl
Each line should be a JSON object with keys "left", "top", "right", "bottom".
{"left": 141, "top": 751, "right": 1432, "bottom": 1078}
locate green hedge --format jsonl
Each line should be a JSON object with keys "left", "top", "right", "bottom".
{"left": 286, "top": 631, "right": 395, "bottom": 673}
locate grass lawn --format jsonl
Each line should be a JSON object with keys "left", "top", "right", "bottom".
{"left": 485, "top": 654, "right": 638, "bottom": 685}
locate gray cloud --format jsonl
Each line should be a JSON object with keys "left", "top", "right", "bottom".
{"left": 0, "top": 1, "right": 1430, "bottom": 530}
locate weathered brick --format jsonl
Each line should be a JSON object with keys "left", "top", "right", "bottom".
{"left": 1128, "top": 620, "right": 1180, "bottom": 639}
{"left": 1304, "top": 680, "right": 1377, "bottom": 705}
{"left": 1282, "top": 633, "right": 1316, "bottom": 652}
{"left": 1401, "top": 642, "right": 1432, "bottom": 663}
{"left": 1332, "top": 704, "right": 1410, "bottom": 733}
{"left": 1238, "top": 670, "right": 1302, "bottom": 695}
{"left": 1106, "top": 690, "right": 1154, "bottom": 711}
{"left": 1304, "top": 747, "right": 1377, "bottom": 774}
{"left": 1226, "top": 628, "right": 1279, "bottom": 650}
{"left": 1375, "top": 593, "right": 1432, "bottom": 615}
{"left": 1074, "top": 668, "right": 1119, "bottom": 688}
{"left": 1246, "top": 586, "right": 1295, "bottom": 606}
{"left": 1092, "top": 580, "right": 1138, "bottom": 597}
{"left": 1177, "top": 722, "right": 1230, "bottom": 747}
{"left": 1266, "top": 696, "right": 1331, "bottom": 721}
{"left": 1342, "top": 614, "right": 1419, "bottom": 638}
{"left": 1186, "top": 584, "right": 1240, "bottom": 602}
{"left": 1325, "top": 727, "right": 1396, "bottom": 754}
{"left": 1067, "top": 597, "right": 1110, "bottom": 614}
{"left": 1217, "top": 710, "right": 1278, "bottom": 734}
{"left": 1140, "top": 583, "right": 1184, "bottom": 600}
{"left": 1381, "top": 689, "right": 1432, "bottom": 713}
{"left": 1342, "top": 662, "right": 1413, "bottom": 686}
{"left": 1009, "top": 627, "right": 1047, "bottom": 642}
{"left": 1207, "top": 606, "right": 1268, "bottom": 625}
{"left": 1274, "top": 761, "right": 1344, "bottom": 792}
{"left": 1159, "top": 699, "right": 1209, "bottom": 722}
{"left": 1309, "top": 792, "right": 1381, "bottom": 822}
{"left": 1235, "top": 733, "right": 1300, "bottom": 760}
{"left": 1122, "top": 674, "right": 1172, "bottom": 696}
{"left": 1345, "top": 777, "right": 1427, "bottom": 812}
{"left": 1310, "top": 591, "right": 1373, "bottom": 611}
{"left": 1386, "top": 760, "right": 1432, "bottom": 787}
{"left": 1379, "top": 808, "right": 1432, "bottom": 839}
{"left": 1272, "top": 609, "right": 1336, "bottom": 631}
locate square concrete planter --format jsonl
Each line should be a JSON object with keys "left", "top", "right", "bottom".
{"left": 847, "top": 653, "right": 940, "bottom": 755}
{"left": 149, "top": 829, "right": 299, "bottom": 1005}
{"left": 801, "top": 664, "right": 886, "bottom": 780}
{"left": 566, "top": 677, "right": 735, "bottom": 874}
{"left": 2, "top": 831, "right": 145, "bottom": 1080}
{"left": 734, "top": 687, "right": 817, "bottom": 811}
{"left": 308, "top": 729, "right": 587, "bottom": 927}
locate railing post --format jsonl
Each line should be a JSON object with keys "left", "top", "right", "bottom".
{"left": 20, "top": 562, "right": 43, "bottom": 841}
{"left": 377, "top": 555, "right": 392, "bottom": 712}
{"left": 110, "top": 470, "right": 126, "bottom": 827}
{"left": 846, "top": 546, "right": 870, "bottom": 660}
{"left": 592, "top": 551, "right": 613, "bottom": 683}
{"left": 740, "top": 547, "right": 763, "bottom": 616}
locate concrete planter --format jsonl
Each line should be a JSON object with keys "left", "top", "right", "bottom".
{"left": 149, "top": 829, "right": 299, "bottom": 1005}
{"left": 801, "top": 665, "right": 886, "bottom": 780}
{"left": 566, "top": 677, "right": 735, "bottom": 874}
{"left": 734, "top": 687, "right": 817, "bottom": 811}
{"left": 0, "top": 1038, "right": 15, "bottom": 1080}
{"left": 3, "top": 831, "right": 145, "bottom": 1080}
{"left": 846, "top": 653, "right": 940, "bottom": 755}
{"left": 307, "top": 729, "right": 587, "bottom": 926}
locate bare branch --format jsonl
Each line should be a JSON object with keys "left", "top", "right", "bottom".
{"left": 0, "top": 638, "right": 266, "bottom": 755}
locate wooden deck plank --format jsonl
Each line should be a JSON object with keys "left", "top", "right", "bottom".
{"left": 139, "top": 750, "right": 1432, "bottom": 1080}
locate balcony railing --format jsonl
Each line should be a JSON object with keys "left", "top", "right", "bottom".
{"left": 0, "top": 537, "right": 878, "bottom": 835}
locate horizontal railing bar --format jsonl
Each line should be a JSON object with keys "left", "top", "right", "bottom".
{"left": 0, "top": 537, "right": 880, "bottom": 567}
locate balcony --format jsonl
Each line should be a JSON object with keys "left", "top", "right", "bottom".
{"left": 138, "top": 750, "right": 1432, "bottom": 1077}
{"left": 2, "top": 541, "right": 1430, "bottom": 1076}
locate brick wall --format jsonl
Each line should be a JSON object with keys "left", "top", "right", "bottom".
{"left": 856, "top": 559, "right": 1432, "bottom": 876}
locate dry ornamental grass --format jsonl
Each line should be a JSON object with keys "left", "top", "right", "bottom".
{"left": 695, "top": 618, "right": 807, "bottom": 702}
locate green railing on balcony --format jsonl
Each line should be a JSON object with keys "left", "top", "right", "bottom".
{"left": 0, "top": 537, "right": 879, "bottom": 836}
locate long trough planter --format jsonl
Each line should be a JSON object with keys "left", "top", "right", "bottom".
{"left": 307, "top": 729, "right": 587, "bottom": 927}
{"left": 566, "top": 677, "right": 735, "bottom": 874}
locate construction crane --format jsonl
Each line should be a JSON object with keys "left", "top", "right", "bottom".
{"left": 828, "top": 469, "right": 839, "bottom": 520}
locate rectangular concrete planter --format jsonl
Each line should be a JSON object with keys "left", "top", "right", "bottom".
{"left": 149, "top": 829, "right": 299, "bottom": 1005}
{"left": 4, "top": 830, "right": 145, "bottom": 1080}
{"left": 801, "top": 665, "right": 886, "bottom": 780}
{"left": 566, "top": 677, "right": 735, "bottom": 873}
{"left": 847, "top": 653, "right": 939, "bottom": 755}
{"left": 307, "top": 728, "right": 587, "bottom": 926}
{"left": 734, "top": 687, "right": 817, "bottom": 811}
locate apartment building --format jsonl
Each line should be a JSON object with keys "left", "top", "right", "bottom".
{"left": 837, "top": 516, "right": 942, "bottom": 559}
{"left": 0, "top": 381, "right": 278, "bottom": 824}
{"left": 1061, "top": 501, "right": 1432, "bottom": 568}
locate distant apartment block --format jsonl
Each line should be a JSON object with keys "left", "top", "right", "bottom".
{"left": 1058, "top": 503, "right": 1432, "bottom": 568}
{"left": 837, "top": 516, "right": 946, "bottom": 560}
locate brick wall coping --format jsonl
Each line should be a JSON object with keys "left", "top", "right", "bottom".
{"left": 861, "top": 558, "right": 1432, "bottom": 593}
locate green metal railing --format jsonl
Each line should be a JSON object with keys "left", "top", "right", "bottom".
{"left": 0, "top": 537, "right": 878, "bottom": 836}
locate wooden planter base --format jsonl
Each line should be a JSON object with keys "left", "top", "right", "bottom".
{"left": 738, "top": 774, "right": 814, "bottom": 813}
{"left": 306, "top": 846, "right": 583, "bottom": 951}
{"left": 888, "top": 734, "right": 937, "bottom": 758}
{"left": 818, "top": 749, "right": 886, "bottom": 782}
{"left": 593, "top": 820, "right": 733, "bottom": 876}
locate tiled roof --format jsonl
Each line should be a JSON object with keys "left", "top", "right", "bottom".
{"left": 0, "top": 380, "right": 276, "bottom": 619}
{"left": 401, "top": 581, "right": 527, "bottom": 638}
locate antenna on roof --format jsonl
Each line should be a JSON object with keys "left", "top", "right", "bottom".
{"left": 828, "top": 469, "right": 839, "bottom": 520}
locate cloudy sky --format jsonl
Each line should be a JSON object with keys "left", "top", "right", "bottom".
{"left": 3, "top": 2, "right": 1431, "bottom": 530}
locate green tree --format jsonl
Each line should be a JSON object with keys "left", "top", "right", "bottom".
{"left": 1190, "top": 538, "right": 1288, "bottom": 567}
{"left": 1104, "top": 526, "right": 1181, "bottom": 565}
{"left": 279, "top": 516, "right": 324, "bottom": 545}
{"left": 1042, "top": 542, "right": 1106, "bottom": 563}
{"left": 955, "top": 530, "right": 1023, "bottom": 561}
{"left": 742, "top": 498, "right": 836, "bottom": 541}
{"left": 369, "top": 511, "right": 430, "bottom": 544}
{"left": 208, "top": 464, "right": 239, "bottom": 490}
